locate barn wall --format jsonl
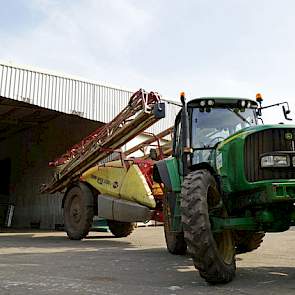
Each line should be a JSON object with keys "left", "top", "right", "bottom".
{"left": 0, "top": 62, "right": 180, "bottom": 135}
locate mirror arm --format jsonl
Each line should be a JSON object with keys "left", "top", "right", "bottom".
{"left": 259, "top": 101, "right": 292, "bottom": 121}
{"left": 260, "top": 101, "right": 289, "bottom": 110}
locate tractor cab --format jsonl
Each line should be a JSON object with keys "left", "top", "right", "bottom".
{"left": 189, "top": 98, "right": 258, "bottom": 164}
{"left": 173, "top": 97, "right": 259, "bottom": 167}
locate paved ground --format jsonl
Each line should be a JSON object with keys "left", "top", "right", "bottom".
{"left": 0, "top": 227, "right": 294, "bottom": 295}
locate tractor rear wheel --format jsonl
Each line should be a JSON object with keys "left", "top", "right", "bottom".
{"left": 181, "top": 169, "right": 236, "bottom": 284}
{"left": 163, "top": 191, "right": 187, "bottom": 255}
{"left": 107, "top": 220, "right": 135, "bottom": 238}
{"left": 64, "top": 183, "right": 94, "bottom": 240}
{"left": 235, "top": 231, "right": 265, "bottom": 254}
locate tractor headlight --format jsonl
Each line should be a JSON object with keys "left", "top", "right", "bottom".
{"left": 261, "top": 155, "right": 290, "bottom": 168}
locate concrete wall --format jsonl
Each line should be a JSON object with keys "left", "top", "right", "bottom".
{"left": 0, "top": 114, "right": 101, "bottom": 229}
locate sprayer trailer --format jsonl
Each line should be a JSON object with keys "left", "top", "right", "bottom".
{"left": 42, "top": 89, "right": 167, "bottom": 239}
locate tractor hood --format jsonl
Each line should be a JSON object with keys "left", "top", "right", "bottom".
{"left": 217, "top": 124, "right": 295, "bottom": 150}
{"left": 215, "top": 123, "right": 295, "bottom": 194}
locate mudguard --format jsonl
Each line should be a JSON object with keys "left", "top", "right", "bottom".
{"left": 153, "top": 157, "right": 181, "bottom": 192}
{"left": 153, "top": 160, "right": 173, "bottom": 191}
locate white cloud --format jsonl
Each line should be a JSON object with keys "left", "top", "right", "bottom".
{"left": 0, "top": 0, "right": 295, "bottom": 123}
{"left": 0, "top": 0, "right": 155, "bottom": 83}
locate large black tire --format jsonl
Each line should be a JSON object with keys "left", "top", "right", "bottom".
{"left": 107, "top": 220, "right": 135, "bottom": 238}
{"left": 235, "top": 231, "right": 265, "bottom": 254}
{"left": 163, "top": 191, "right": 187, "bottom": 255}
{"left": 181, "top": 170, "right": 236, "bottom": 284}
{"left": 64, "top": 183, "right": 94, "bottom": 240}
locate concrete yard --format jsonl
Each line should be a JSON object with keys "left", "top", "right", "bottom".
{"left": 0, "top": 226, "right": 294, "bottom": 295}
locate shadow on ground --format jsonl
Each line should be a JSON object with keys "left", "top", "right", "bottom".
{"left": 0, "top": 229, "right": 294, "bottom": 294}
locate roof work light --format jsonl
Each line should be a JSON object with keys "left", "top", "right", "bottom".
{"left": 256, "top": 93, "right": 263, "bottom": 103}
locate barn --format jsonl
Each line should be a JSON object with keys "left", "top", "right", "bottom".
{"left": 0, "top": 62, "right": 180, "bottom": 229}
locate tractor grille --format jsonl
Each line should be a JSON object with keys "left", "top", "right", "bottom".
{"left": 244, "top": 128, "right": 295, "bottom": 182}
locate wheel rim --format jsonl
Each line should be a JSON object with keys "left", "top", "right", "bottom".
{"left": 214, "top": 230, "right": 235, "bottom": 264}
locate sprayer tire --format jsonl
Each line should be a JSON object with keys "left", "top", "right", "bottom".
{"left": 64, "top": 183, "right": 94, "bottom": 240}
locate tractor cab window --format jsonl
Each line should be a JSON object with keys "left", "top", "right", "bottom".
{"left": 191, "top": 107, "right": 256, "bottom": 163}
{"left": 173, "top": 113, "right": 182, "bottom": 156}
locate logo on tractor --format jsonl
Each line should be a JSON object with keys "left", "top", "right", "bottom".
{"left": 285, "top": 132, "right": 293, "bottom": 140}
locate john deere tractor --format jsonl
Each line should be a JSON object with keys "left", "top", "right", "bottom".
{"left": 153, "top": 93, "right": 295, "bottom": 284}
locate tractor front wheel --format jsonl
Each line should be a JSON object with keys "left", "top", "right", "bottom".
{"left": 181, "top": 170, "right": 236, "bottom": 284}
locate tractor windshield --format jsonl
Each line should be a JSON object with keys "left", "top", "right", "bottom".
{"left": 191, "top": 107, "right": 257, "bottom": 163}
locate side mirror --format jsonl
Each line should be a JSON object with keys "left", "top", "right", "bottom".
{"left": 282, "top": 105, "right": 292, "bottom": 121}
{"left": 258, "top": 100, "right": 292, "bottom": 121}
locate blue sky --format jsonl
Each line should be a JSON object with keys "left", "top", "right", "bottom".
{"left": 0, "top": 0, "right": 295, "bottom": 122}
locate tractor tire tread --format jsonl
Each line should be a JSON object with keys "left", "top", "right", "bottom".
{"left": 181, "top": 169, "right": 236, "bottom": 284}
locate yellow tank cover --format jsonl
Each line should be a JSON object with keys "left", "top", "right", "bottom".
{"left": 81, "top": 161, "right": 156, "bottom": 208}
{"left": 120, "top": 164, "right": 156, "bottom": 208}
{"left": 81, "top": 161, "right": 127, "bottom": 197}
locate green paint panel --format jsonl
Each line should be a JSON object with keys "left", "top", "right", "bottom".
{"left": 172, "top": 192, "right": 182, "bottom": 232}
{"left": 165, "top": 157, "right": 182, "bottom": 192}
{"left": 211, "top": 216, "right": 258, "bottom": 232}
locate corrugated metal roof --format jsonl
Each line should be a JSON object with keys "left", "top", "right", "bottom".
{"left": 0, "top": 62, "right": 180, "bottom": 134}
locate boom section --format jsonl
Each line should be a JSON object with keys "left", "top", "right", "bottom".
{"left": 42, "top": 89, "right": 165, "bottom": 193}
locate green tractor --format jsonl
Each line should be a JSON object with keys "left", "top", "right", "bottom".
{"left": 153, "top": 93, "right": 295, "bottom": 284}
